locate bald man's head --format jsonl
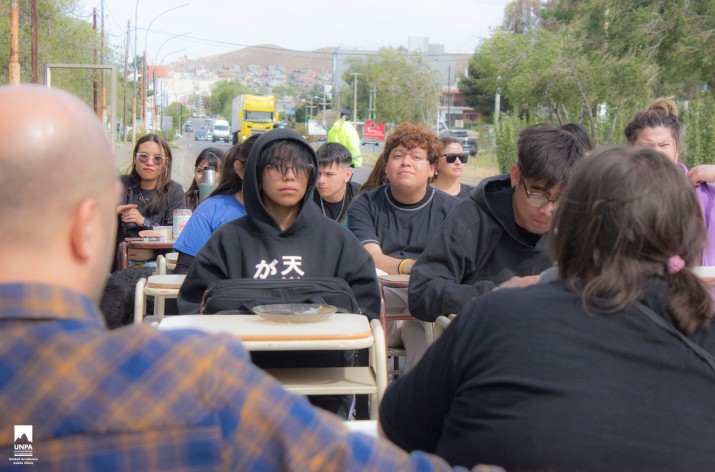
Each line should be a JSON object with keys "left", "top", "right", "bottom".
{"left": 0, "top": 85, "right": 120, "bottom": 297}
{"left": 0, "top": 85, "right": 117, "bottom": 242}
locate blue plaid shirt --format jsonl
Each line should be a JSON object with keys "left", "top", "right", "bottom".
{"left": 0, "top": 283, "right": 471, "bottom": 471}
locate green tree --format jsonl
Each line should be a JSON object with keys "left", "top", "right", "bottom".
{"left": 341, "top": 48, "right": 441, "bottom": 125}
{"left": 0, "top": 0, "right": 102, "bottom": 102}
{"left": 208, "top": 80, "right": 250, "bottom": 119}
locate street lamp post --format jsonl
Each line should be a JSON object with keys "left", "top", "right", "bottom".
{"left": 132, "top": 2, "right": 189, "bottom": 139}
{"left": 151, "top": 33, "right": 188, "bottom": 131}
{"left": 131, "top": 0, "right": 140, "bottom": 144}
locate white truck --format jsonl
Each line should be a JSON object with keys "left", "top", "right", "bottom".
{"left": 212, "top": 119, "right": 230, "bottom": 143}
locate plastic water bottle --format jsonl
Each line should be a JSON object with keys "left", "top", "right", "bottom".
{"left": 199, "top": 166, "right": 217, "bottom": 202}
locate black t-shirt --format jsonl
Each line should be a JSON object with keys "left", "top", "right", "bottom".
{"left": 381, "top": 280, "right": 715, "bottom": 471}
{"left": 347, "top": 185, "right": 458, "bottom": 259}
{"left": 314, "top": 181, "right": 360, "bottom": 224}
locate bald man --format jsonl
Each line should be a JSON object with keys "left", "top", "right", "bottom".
{"left": 0, "top": 86, "right": 492, "bottom": 471}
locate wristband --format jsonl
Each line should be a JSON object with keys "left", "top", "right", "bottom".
{"left": 398, "top": 259, "right": 415, "bottom": 275}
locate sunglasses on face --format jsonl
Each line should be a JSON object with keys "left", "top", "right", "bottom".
{"left": 135, "top": 152, "right": 164, "bottom": 166}
{"left": 443, "top": 153, "right": 468, "bottom": 164}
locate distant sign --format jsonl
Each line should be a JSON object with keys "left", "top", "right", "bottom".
{"left": 364, "top": 120, "right": 385, "bottom": 141}
{"left": 454, "top": 119, "right": 464, "bottom": 128}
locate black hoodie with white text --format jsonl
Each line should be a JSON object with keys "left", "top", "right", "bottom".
{"left": 177, "top": 128, "right": 381, "bottom": 318}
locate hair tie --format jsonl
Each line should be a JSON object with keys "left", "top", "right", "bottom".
{"left": 667, "top": 255, "right": 685, "bottom": 274}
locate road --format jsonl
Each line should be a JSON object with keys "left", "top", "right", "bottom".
{"left": 115, "top": 133, "right": 375, "bottom": 191}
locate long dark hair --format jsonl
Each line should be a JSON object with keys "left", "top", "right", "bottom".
{"left": 185, "top": 147, "right": 225, "bottom": 210}
{"left": 548, "top": 146, "right": 712, "bottom": 334}
{"left": 127, "top": 134, "right": 173, "bottom": 215}
{"left": 210, "top": 135, "right": 259, "bottom": 198}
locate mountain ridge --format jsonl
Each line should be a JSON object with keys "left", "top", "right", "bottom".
{"left": 193, "top": 44, "right": 336, "bottom": 73}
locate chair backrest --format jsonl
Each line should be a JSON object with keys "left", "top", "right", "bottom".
{"left": 156, "top": 255, "right": 167, "bottom": 275}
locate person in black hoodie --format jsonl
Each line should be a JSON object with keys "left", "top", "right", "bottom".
{"left": 408, "top": 124, "right": 587, "bottom": 321}
{"left": 178, "top": 128, "right": 379, "bottom": 316}
{"left": 177, "top": 128, "right": 380, "bottom": 417}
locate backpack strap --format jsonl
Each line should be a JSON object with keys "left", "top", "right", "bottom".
{"left": 634, "top": 302, "right": 715, "bottom": 374}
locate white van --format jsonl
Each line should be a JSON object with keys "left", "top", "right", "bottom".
{"left": 212, "top": 119, "right": 230, "bottom": 143}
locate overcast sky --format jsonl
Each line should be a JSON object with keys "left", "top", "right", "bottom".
{"left": 76, "top": 0, "right": 512, "bottom": 62}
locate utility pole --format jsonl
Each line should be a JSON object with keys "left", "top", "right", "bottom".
{"left": 92, "top": 9, "right": 98, "bottom": 115}
{"left": 447, "top": 65, "right": 451, "bottom": 129}
{"left": 32, "top": 0, "right": 39, "bottom": 83}
{"left": 351, "top": 72, "right": 361, "bottom": 125}
{"left": 122, "top": 21, "right": 130, "bottom": 142}
{"left": 9, "top": 0, "right": 20, "bottom": 84}
{"left": 101, "top": 0, "right": 106, "bottom": 124}
{"left": 368, "top": 86, "right": 377, "bottom": 120}
{"left": 141, "top": 50, "right": 147, "bottom": 121}
{"left": 132, "top": 0, "right": 139, "bottom": 145}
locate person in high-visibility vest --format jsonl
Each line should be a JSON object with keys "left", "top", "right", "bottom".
{"left": 327, "top": 109, "right": 362, "bottom": 168}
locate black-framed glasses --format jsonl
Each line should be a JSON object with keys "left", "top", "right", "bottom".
{"left": 519, "top": 172, "right": 558, "bottom": 208}
{"left": 443, "top": 153, "right": 468, "bottom": 164}
{"left": 265, "top": 164, "right": 311, "bottom": 181}
{"left": 135, "top": 152, "right": 164, "bottom": 166}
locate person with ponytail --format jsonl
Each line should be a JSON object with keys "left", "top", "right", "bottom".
{"left": 625, "top": 97, "right": 715, "bottom": 264}
{"left": 380, "top": 147, "right": 715, "bottom": 471}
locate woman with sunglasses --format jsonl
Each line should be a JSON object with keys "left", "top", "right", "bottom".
{"left": 115, "top": 134, "right": 185, "bottom": 268}
{"left": 431, "top": 137, "right": 473, "bottom": 198}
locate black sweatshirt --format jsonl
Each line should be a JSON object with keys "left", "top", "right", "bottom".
{"left": 408, "top": 174, "right": 551, "bottom": 320}
{"left": 178, "top": 128, "right": 380, "bottom": 318}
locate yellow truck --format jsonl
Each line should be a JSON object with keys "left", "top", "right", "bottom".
{"left": 231, "top": 94, "right": 276, "bottom": 144}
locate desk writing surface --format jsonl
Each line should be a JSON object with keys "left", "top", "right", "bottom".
{"left": 377, "top": 274, "right": 410, "bottom": 288}
{"left": 158, "top": 314, "right": 372, "bottom": 344}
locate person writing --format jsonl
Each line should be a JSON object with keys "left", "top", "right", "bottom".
{"left": 0, "top": 83, "right": 502, "bottom": 472}
{"left": 409, "top": 125, "right": 585, "bottom": 320}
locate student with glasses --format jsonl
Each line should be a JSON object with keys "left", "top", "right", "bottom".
{"left": 114, "top": 133, "right": 185, "bottom": 270}
{"left": 178, "top": 129, "right": 381, "bottom": 418}
{"left": 408, "top": 124, "right": 587, "bottom": 321}
{"left": 431, "top": 137, "right": 474, "bottom": 198}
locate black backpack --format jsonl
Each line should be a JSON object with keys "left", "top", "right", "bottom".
{"left": 199, "top": 277, "right": 360, "bottom": 315}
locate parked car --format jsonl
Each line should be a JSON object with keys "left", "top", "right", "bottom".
{"left": 184, "top": 123, "right": 193, "bottom": 132}
{"left": 442, "top": 130, "right": 478, "bottom": 156}
{"left": 195, "top": 129, "right": 207, "bottom": 141}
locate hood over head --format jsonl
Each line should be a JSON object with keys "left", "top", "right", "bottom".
{"left": 243, "top": 128, "right": 320, "bottom": 235}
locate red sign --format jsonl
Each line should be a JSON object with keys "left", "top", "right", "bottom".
{"left": 363, "top": 120, "right": 385, "bottom": 141}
